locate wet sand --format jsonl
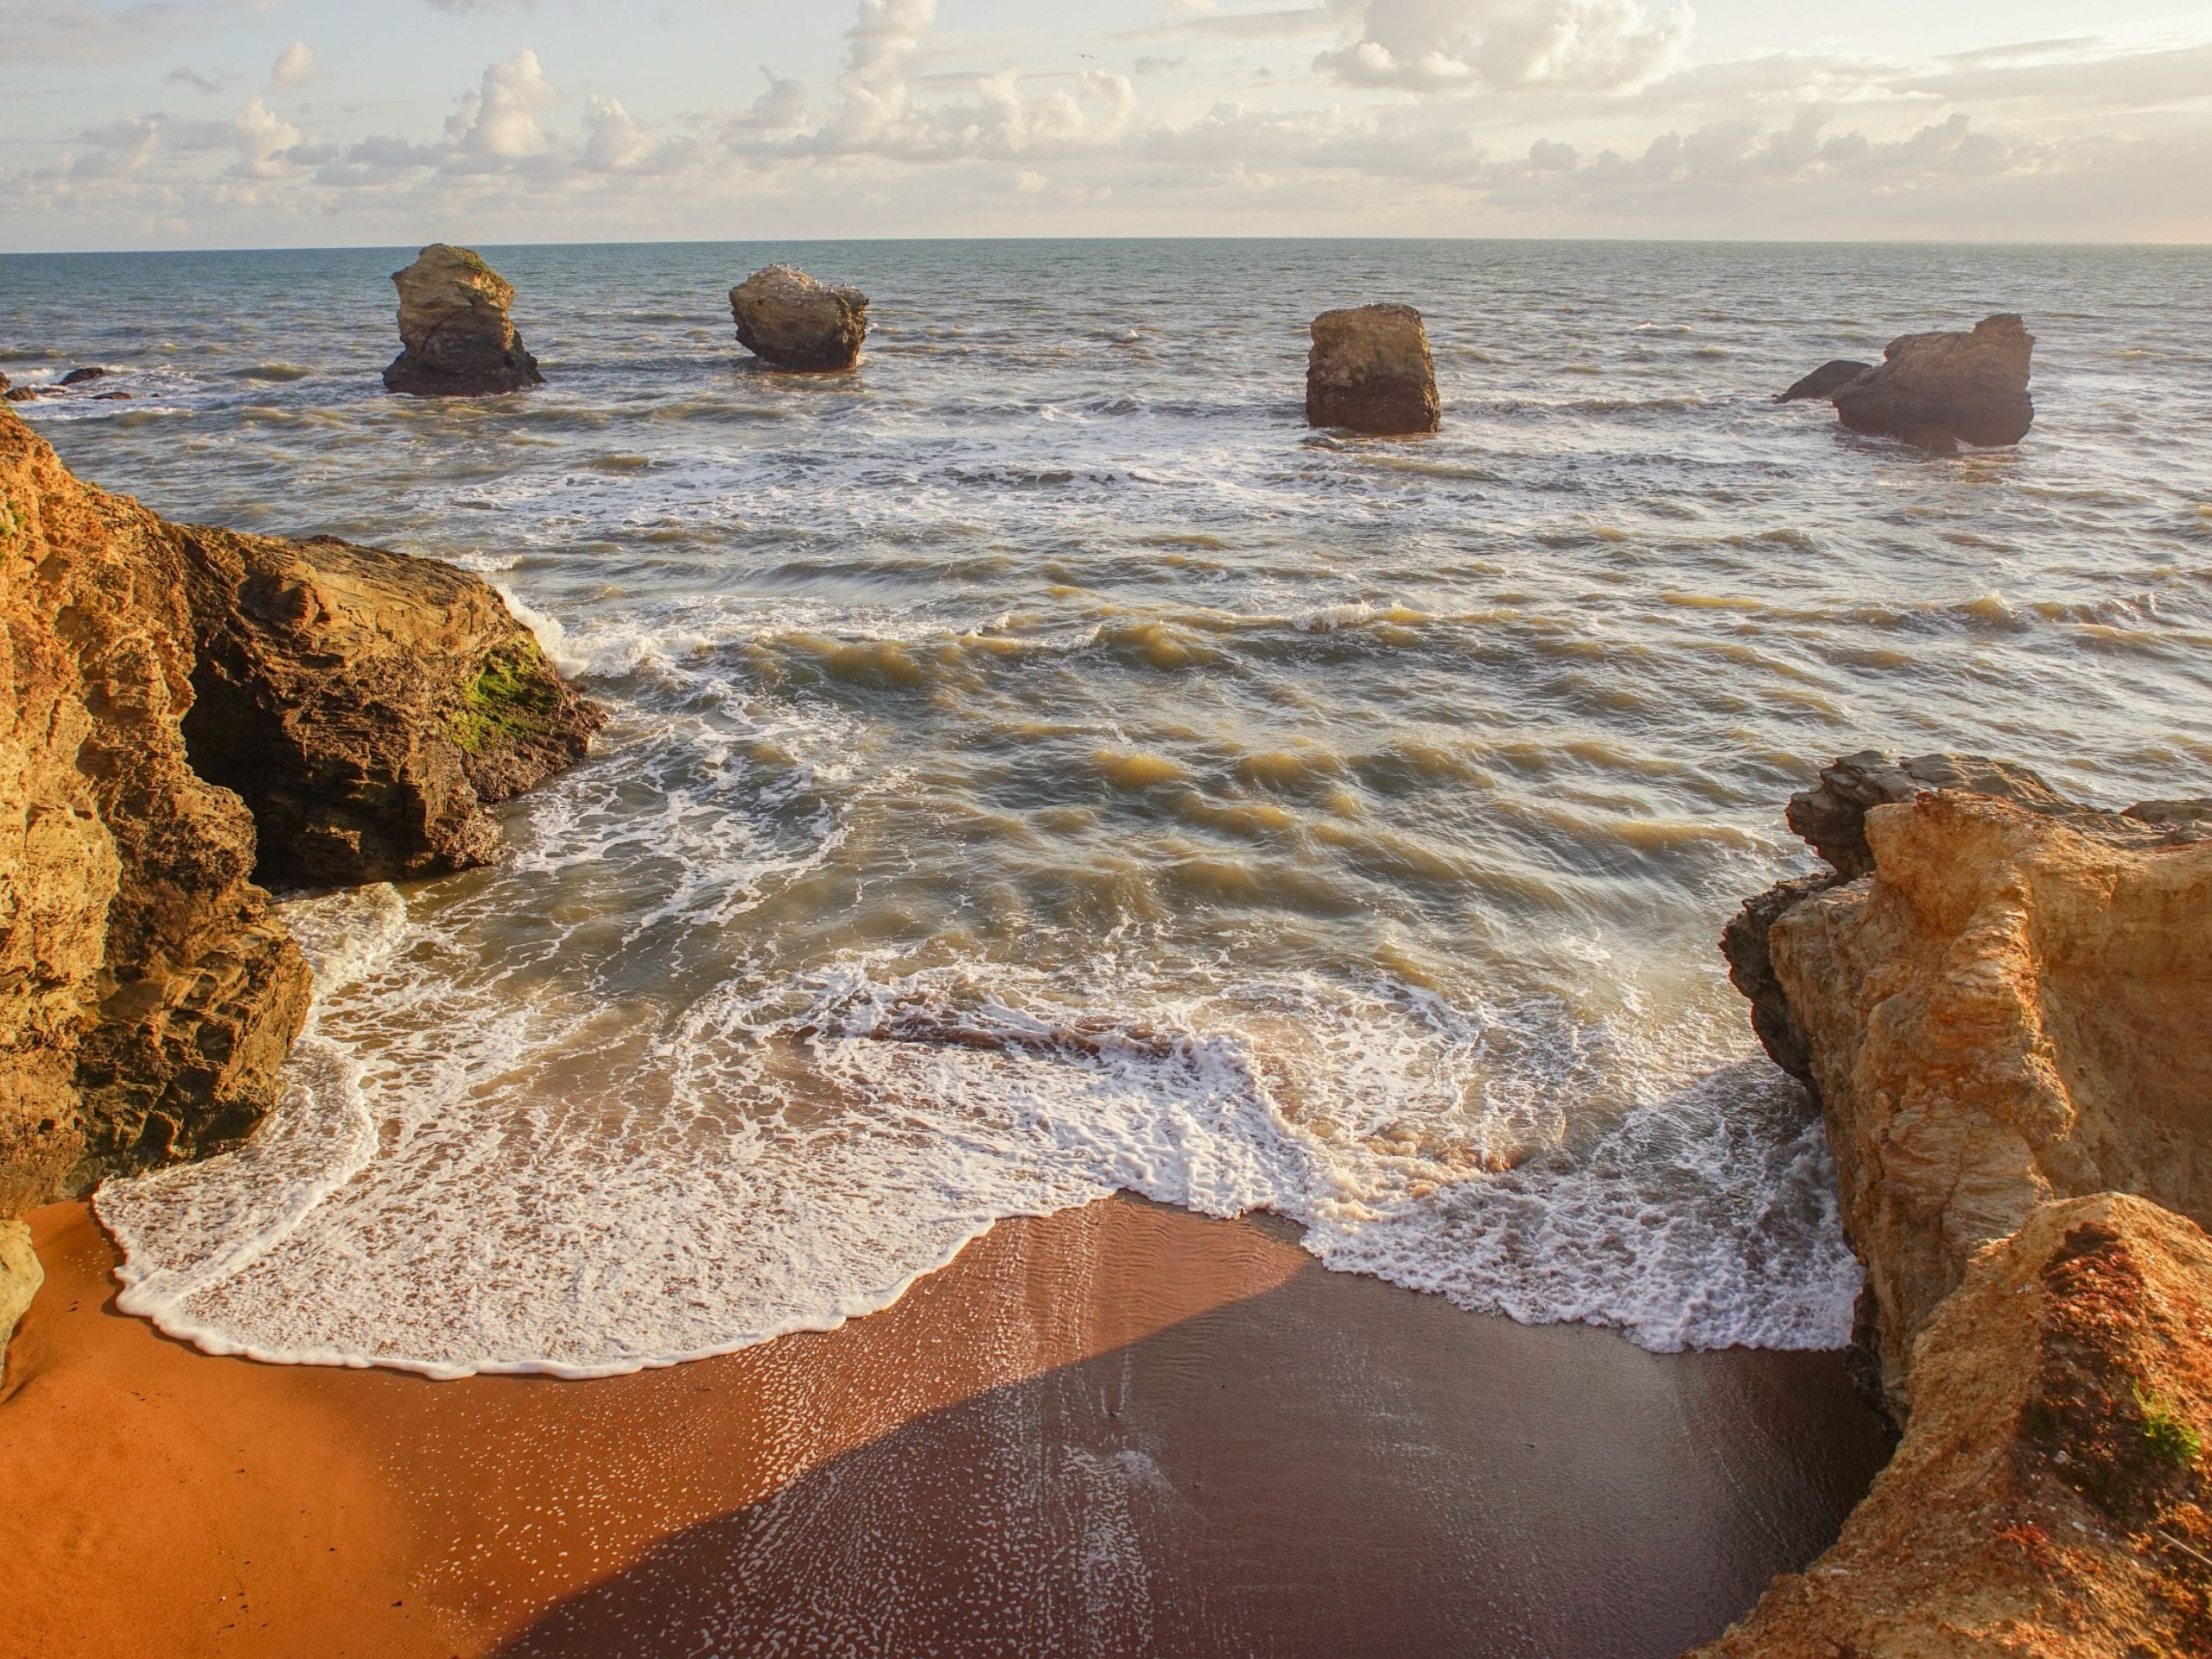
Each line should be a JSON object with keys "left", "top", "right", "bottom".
{"left": 0, "top": 1194, "right": 1892, "bottom": 1658}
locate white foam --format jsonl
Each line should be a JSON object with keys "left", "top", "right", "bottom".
{"left": 98, "top": 911, "right": 1859, "bottom": 1377}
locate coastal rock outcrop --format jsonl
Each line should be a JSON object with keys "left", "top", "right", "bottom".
{"left": 1305, "top": 304, "right": 1440, "bottom": 435}
{"left": 383, "top": 245, "right": 545, "bottom": 397}
{"left": 1773, "top": 359, "right": 1871, "bottom": 403}
{"left": 2, "top": 400, "right": 601, "bottom": 1260}
{"left": 0, "top": 1218, "right": 38, "bottom": 1381}
{"left": 1, "top": 404, "right": 310, "bottom": 1218}
{"left": 728, "top": 265, "right": 869, "bottom": 372}
{"left": 1697, "top": 1192, "right": 2212, "bottom": 1658}
{"left": 60, "top": 368, "right": 107, "bottom": 388}
{"left": 1823, "top": 315, "right": 2034, "bottom": 450}
{"left": 1725, "top": 753, "right": 2212, "bottom": 1412}
{"left": 179, "top": 525, "right": 606, "bottom": 886}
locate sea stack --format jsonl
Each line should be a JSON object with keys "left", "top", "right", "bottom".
{"left": 729, "top": 264, "right": 869, "bottom": 372}
{"left": 1305, "top": 304, "right": 1440, "bottom": 435}
{"left": 1779, "top": 315, "right": 2033, "bottom": 450}
{"left": 383, "top": 244, "right": 545, "bottom": 397}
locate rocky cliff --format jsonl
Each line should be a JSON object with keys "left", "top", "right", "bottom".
{"left": 1697, "top": 1193, "right": 2212, "bottom": 1658}
{"left": 0, "top": 403, "right": 601, "bottom": 1367}
{"left": 1725, "top": 753, "right": 2211, "bottom": 1411}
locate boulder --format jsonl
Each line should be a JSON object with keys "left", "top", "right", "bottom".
{"left": 60, "top": 367, "right": 107, "bottom": 387}
{"left": 1832, "top": 314, "right": 2035, "bottom": 450}
{"left": 1, "top": 404, "right": 310, "bottom": 1205}
{"left": 3, "top": 387, "right": 38, "bottom": 404}
{"left": 1773, "top": 359, "right": 1872, "bottom": 403}
{"left": 383, "top": 244, "right": 545, "bottom": 397}
{"left": 1695, "top": 1193, "right": 2212, "bottom": 1659}
{"left": 1724, "top": 755, "right": 2212, "bottom": 1414}
{"left": 178, "top": 527, "right": 606, "bottom": 887}
{"left": 1306, "top": 304, "right": 1440, "bottom": 435}
{"left": 728, "top": 265, "right": 869, "bottom": 372}
{"left": 1, "top": 1217, "right": 38, "bottom": 1383}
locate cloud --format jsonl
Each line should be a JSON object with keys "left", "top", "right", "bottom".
{"left": 167, "top": 64, "right": 228, "bottom": 94}
{"left": 444, "top": 48, "right": 563, "bottom": 160}
{"left": 269, "top": 41, "right": 315, "bottom": 95}
{"left": 1317, "top": 0, "right": 1692, "bottom": 92}
{"left": 230, "top": 97, "right": 302, "bottom": 178}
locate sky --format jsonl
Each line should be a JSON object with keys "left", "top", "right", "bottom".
{"left": 2, "top": 0, "right": 2209, "bottom": 249}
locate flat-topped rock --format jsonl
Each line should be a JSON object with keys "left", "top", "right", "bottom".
{"left": 1306, "top": 304, "right": 1439, "bottom": 435}
{"left": 729, "top": 265, "right": 869, "bottom": 372}
{"left": 383, "top": 244, "right": 544, "bottom": 397}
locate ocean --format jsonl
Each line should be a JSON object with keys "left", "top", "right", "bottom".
{"left": 6, "top": 238, "right": 2208, "bottom": 1378}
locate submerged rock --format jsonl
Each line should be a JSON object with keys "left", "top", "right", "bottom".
{"left": 728, "top": 265, "right": 870, "bottom": 372}
{"left": 1773, "top": 359, "right": 1872, "bottom": 403}
{"left": 1833, "top": 314, "right": 2035, "bottom": 450}
{"left": 383, "top": 244, "right": 545, "bottom": 397}
{"left": 2, "top": 387, "right": 38, "bottom": 404}
{"left": 1725, "top": 753, "right": 2212, "bottom": 1412}
{"left": 60, "top": 367, "right": 107, "bottom": 387}
{"left": 1306, "top": 304, "right": 1440, "bottom": 435}
{"left": 0, "top": 400, "right": 601, "bottom": 1245}
{"left": 1697, "top": 1193, "right": 2212, "bottom": 1659}
{"left": 179, "top": 527, "right": 606, "bottom": 887}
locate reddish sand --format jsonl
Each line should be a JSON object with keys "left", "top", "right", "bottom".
{"left": 0, "top": 1195, "right": 1892, "bottom": 1658}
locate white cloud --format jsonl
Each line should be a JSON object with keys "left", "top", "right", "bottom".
{"left": 1317, "top": 0, "right": 1692, "bottom": 91}
{"left": 269, "top": 41, "right": 315, "bottom": 95}
{"left": 231, "top": 96, "right": 301, "bottom": 178}
{"left": 444, "top": 48, "right": 563, "bottom": 159}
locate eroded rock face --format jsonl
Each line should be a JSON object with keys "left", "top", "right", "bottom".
{"left": 0, "top": 1217, "right": 39, "bottom": 1382}
{"left": 0, "top": 405, "right": 310, "bottom": 1211}
{"left": 728, "top": 265, "right": 869, "bottom": 372}
{"left": 1725, "top": 753, "right": 2212, "bottom": 1413}
{"left": 1306, "top": 304, "right": 1440, "bottom": 435}
{"left": 1773, "top": 359, "right": 1872, "bottom": 403}
{"left": 1831, "top": 314, "right": 2035, "bottom": 451}
{"left": 179, "top": 527, "right": 606, "bottom": 887}
{"left": 384, "top": 245, "right": 545, "bottom": 397}
{"left": 1695, "top": 1194, "right": 2212, "bottom": 1659}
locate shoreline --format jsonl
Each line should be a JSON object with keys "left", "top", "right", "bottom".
{"left": 2, "top": 1193, "right": 1892, "bottom": 1659}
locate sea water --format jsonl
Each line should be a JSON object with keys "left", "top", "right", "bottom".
{"left": 5, "top": 238, "right": 2207, "bottom": 1377}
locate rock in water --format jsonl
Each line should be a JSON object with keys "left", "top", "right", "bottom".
{"left": 383, "top": 244, "right": 545, "bottom": 397}
{"left": 0, "top": 401, "right": 601, "bottom": 1238}
{"left": 60, "top": 367, "right": 106, "bottom": 387}
{"left": 728, "top": 265, "right": 869, "bottom": 372}
{"left": 179, "top": 528, "right": 606, "bottom": 887}
{"left": 1831, "top": 314, "right": 2035, "bottom": 450}
{"left": 1773, "top": 359, "right": 1872, "bottom": 403}
{"left": 1305, "top": 304, "right": 1440, "bottom": 435}
{"left": 1696, "top": 1193, "right": 2212, "bottom": 1659}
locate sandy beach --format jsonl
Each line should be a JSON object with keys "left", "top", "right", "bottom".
{"left": 1, "top": 1195, "right": 1891, "bottom": 1659}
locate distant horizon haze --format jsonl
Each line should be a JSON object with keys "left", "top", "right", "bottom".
{"left": 3, "top": 1, "right": 2209, "bottom": 251}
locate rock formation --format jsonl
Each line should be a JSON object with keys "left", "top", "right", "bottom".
{"left": 180, "top": 525, "right": 605, "bottom": 886}
{"left": 60, "top": 368, "right": 107, "bottom": 388}
{"left": 1726, "top": 753, "right": 2212, "bottom": 1411}
{"left": 1306, "top": 304, "right": 1440, "bottom": 435}
{"left": 1696, "top": 1193, "right": 2212, "bottom": 1658}
{"left": 1, "top": 1218, "right": 38, "bottom": 1382}
{"left": 3, "top": 387, "right": 38, "bottom": 404}
{"left": 0, "top": 400, "right": 600, "bottom": 1366}
{"left": 1773, "top": 359, "right": 1872, "bottom": 403}
{"left": 1779, "top": 315, "right": 2034, "bottom": 450}
{"left": 383, "top": 245, "right": 545, "bottom": 397}
{"left": 728, "top": 265, "right": 869, "bottom": 372}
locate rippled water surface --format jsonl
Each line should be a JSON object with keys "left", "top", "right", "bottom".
{"left": 8, "top": 239, "right": 2209, "bottom": 1376}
